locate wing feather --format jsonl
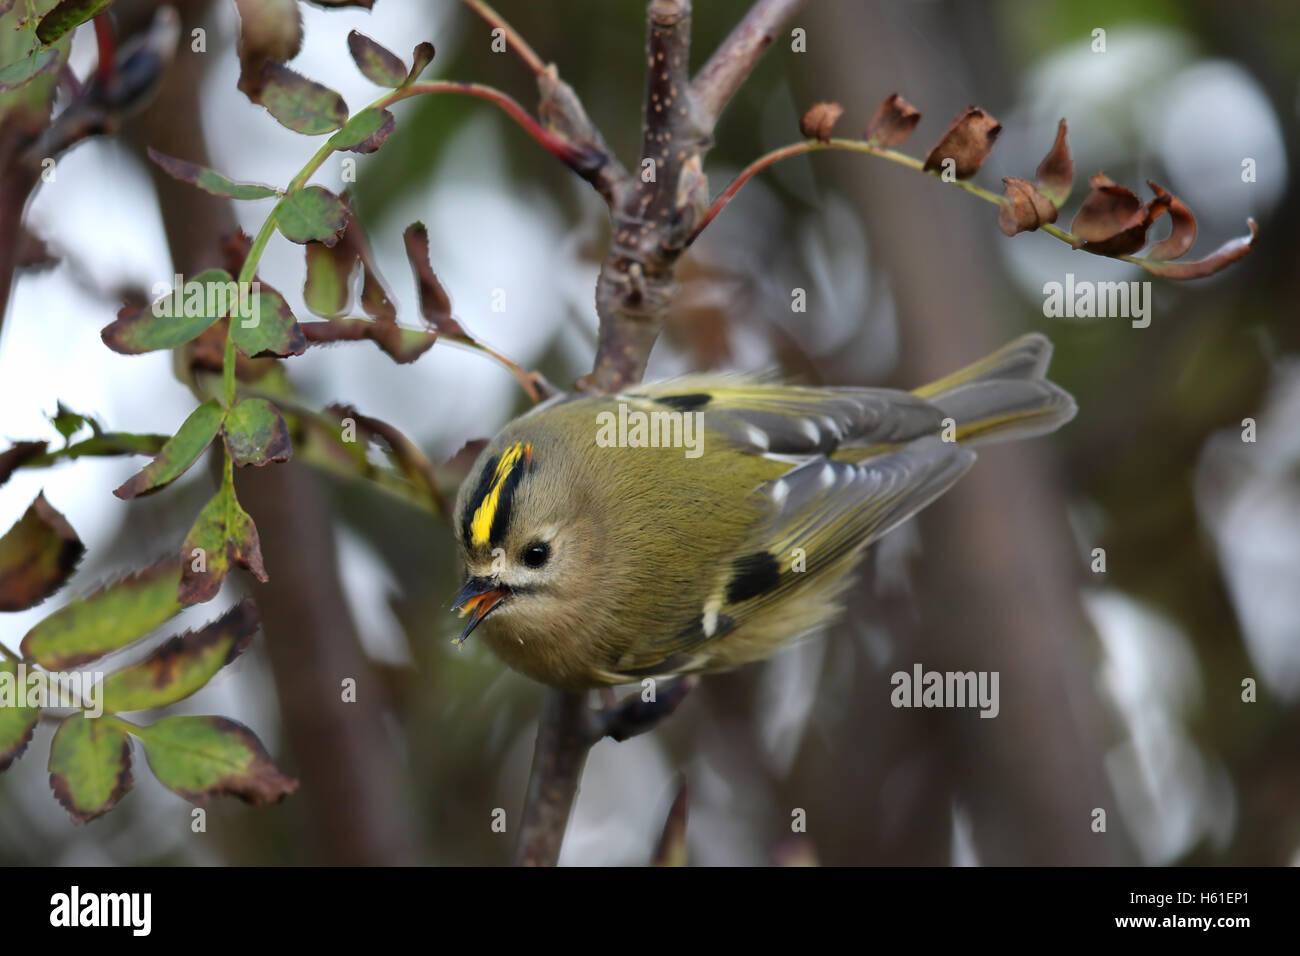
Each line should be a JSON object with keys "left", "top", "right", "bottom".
{"left": 619, "top": 436, "right": 975, "bottom": 670}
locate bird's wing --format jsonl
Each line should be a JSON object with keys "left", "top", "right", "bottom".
{"left": 626, "top": 378, "right": 945, "bottom": 456}
{"left": 614, "top": 435, "right": 975, "bottom": 675}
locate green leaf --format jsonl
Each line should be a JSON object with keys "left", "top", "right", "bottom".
{"left": 327, "top": 106, "right": 393, "bottom": 154}
{"left": 303, "top": 239, "right": 356, "bottom": 318}
{"left": 147, "top": 147, "right": 280, "bottom": 200}
{"left": 0, "top": 493, "right": 84, "bottom": 612}
{"left": 276, "top": 185, "right": 350, "bottom": 245}
{"left": 134, "top": 715, "right": 297, "bottom": 804}
{"left": 347, "top": 30, "right": 405, "bottom": 88}
{"left": 258, "top": 61, "right": 348, "bottom": 134}
{"left": 47, "top": 714, "right": 133, "bottom": 821}
{"left": 403, "top": 221, "right": 465, "bottom": 335}
{"left": 0, "top": 47, "right": 58, "bottom": 93}
{"left": 21, "top": 558, "right": 183, "bottom": 669}
{"left": 0, "top": 659, "right": 41, "bottom": 771}
{"left": 50, "top": 402, "right": 97, "bottom": 444}
{"left": 113, "top": 400, "right": 225, "bottom": 499}
{"left": 101, "top": 269, "right": 236, "bottom": 353}
{"left": 2, "top": 2, "right": 68, "bottom": 122}
{"left": 224, "top": 399, "right": 291, "bottom": 467}
{"left": 101, "top": 601, "right": 259, "bottom": 713}
{"left": 229, "top": 286, "right": 307, "bottom": 358}
{"left": 35, "top": 0, "right": 114, "bottom": 45}
{"left": 180, "top": 480, "right": 267, "bottom": 605}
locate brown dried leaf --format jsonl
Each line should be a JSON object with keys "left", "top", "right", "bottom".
{"left": 1138, "top": 219, "right": 1257, "bottom": 280}
{"left": 1071, "top": 174, "right": 1170, "bottom": 257}
{"left": 1035, "top": 119, "right": 1073, "bottom": 207}
{"left": 335, "top": 195, "right": 395, "bottom": 322}
{"left": 0, "top": 441, "right": 47, "bottom": 488}
{"left": 923, "top": 107, "right": 1002, "bottom": 179}
{"left": 799, "top": 101, "right": 843, "bottom": 143}
{"left": 998, "top": 177, "right": 1058, "bottom": 236}
{"left": 403, "top": 222, "right": 466, "bottom": 336}
{"left": 300, "top": 320, "right": 437, "bottom": 364}
{"left": 1144, "top": 180, "right": 1197, "bottom": 261}
{"left": 1071, "top": 174, "right": 1140, "bottom": 240}
{"left": 864, "top": 93, "right": 920, "bottom": 147}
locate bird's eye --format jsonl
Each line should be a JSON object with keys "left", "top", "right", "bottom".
{"left": 522, "top": 542, "right": 551, "bottom": 568}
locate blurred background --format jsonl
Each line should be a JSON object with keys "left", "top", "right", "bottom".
{"left": 1, "top": 0, "right": 1296, "bottom": 865}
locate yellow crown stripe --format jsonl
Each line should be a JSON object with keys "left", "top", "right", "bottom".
{"left": 469, "top": 443, "right": 530, "bottom": 546}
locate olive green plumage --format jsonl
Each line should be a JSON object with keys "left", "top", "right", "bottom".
{"left": 452, "top": 333, "right": 1076, "bottom": 690}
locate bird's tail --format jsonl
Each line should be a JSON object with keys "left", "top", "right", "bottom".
{"left": 913, "top": 333, "right": 1077, "bottom": 445}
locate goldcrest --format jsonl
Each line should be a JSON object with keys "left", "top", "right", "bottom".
{"left": 453, "top": 333, "right": 1075, "bottom": 690}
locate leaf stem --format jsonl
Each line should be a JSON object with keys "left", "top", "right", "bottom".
{"left": 443, "top": 334, "right": 548, "bottom": 403}
{"left": 91, "top": 14, "right": 115, "bottom": 87}
{"left": 220, "top": 81, "right": 574, "bottom": 410}
{"left": 460, "top": 0, "right": 546, "bottom": 75}
{"left": 380, "top": 81, "right": 586, "bottom": 167}
{"left": 103, "top": 714, "right": 140, "bottom": 734}
{"left": 688, "top": 137, "right": 1111, "bottom": 255}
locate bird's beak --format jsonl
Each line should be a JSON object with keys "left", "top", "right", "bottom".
{"left": 452, "top": 576, "right": 511, "bottom": 645}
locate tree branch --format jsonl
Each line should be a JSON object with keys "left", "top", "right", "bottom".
{"left": 691, "top": 0, "right": 806, "bottom": 126}
{"left": 461, "top": 0, "right": 628, "bottom": 204}
{"left": 513, "top": 0, "right": 795, "bottom": 865}
{"left": 513, "top": 678, "right": 696, "bottom": 866}
{"left": 587, "top": 0, "right": 705, "bottom": 392}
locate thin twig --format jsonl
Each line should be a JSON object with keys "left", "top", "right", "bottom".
{"left": 513, "top": 678, "right": 697, "bottom": 865}
{"left": 512, "top": 691, "right": 593, "bottom": 866}
{"left": 684, "top": 136, "right": 1184, "bottom": 271}
{"left": 384, "top": 81, "right": 595, "bottom": 177}
{"left": 440, "top": 333, "right": 554, "bottom": 403}
{"left": 691, "top": 0, "right": 807, "bottom": 126}
{"left": 462, "top": 0, "right": 627, "bottom": 203}
{"left": 460, "top": 0, "right": 547, "bottom": 76}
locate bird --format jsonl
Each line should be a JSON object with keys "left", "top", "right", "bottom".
{"left": 452, "top": 332, "right": 1075, "bottom": 691}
